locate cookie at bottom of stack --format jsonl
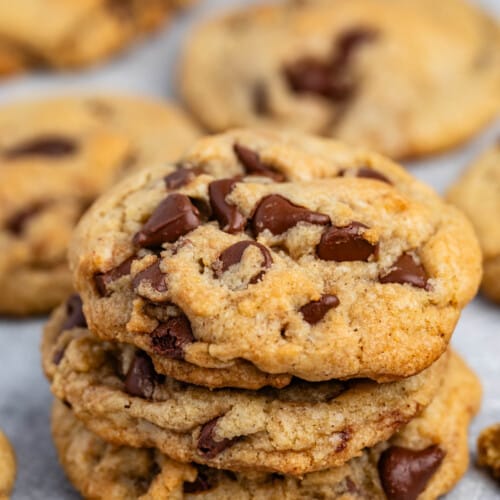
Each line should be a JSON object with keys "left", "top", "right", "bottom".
{"left": 52, "top": 352, "right": 480, "bottom": 500}
{"left": 0, "top": 429, "right": 15, "bottom": 499}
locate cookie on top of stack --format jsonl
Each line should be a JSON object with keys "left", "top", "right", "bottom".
{"left": 43, "top": 130, "right": 482, "bottom": 499}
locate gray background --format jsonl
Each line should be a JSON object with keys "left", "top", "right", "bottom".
{"left": 0, "top": 0, "right": 498, "bottom": 498}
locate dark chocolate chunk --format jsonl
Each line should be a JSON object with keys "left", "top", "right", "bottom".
{"left": 252, "top": 81, "right": 270, "bottom": 116}
{"left": 234, "top": 144, "right": 285, "bottom": 182}
{"left": 132, "top": 261, "right": 167, "bottom": 295}
{"left": 5, "top": 202, "right": 47, "bottom": 235}
{"left": 339, "top": 167, "right": 391, "bottom": 184}
{"left": 183, "top": 467, "right": 216, "bottom": 493}
{"left": 124, "top": 351, "right": 159, "bottom": 399}
{"left": 252, "top": 194, "right": 330, "bottom": 235}
{"left": 378, "top": 445, "right": 445, "bottom": 500}
{"left": 208, "top": 179, "right": 246, "bottom": 233}
{"left": 150, "top": 315, "right": 195, "bottom": 360}
{"left": 198, "top": 417, "right": 237, "bottom": 459}
{"left": 133, "top": 194, "right": 201, "bottom": 248}
{"left": 379, "top": 253, "right": 429, "bottom": 289}
{"left": 300, "top": 294, "right": 339, "bottom": 324}
{"left": 283, "top": 27, "right": 378, "bottom": 102}
{"left": 214, "top": 240, "right": 273, "bottom": 284}
{"left": 4, "top": 136, "right": 77, "bottom": 159}
{"left": 164, "top": 167, "right": 202, "bottom": 190}
{"left": 317, "top": 222, "right": 376, "bottom": 261}
{"left": 94, "top": 257, "right": 134, "bottom": 297}
{"left": 61, "top": 294, "right": 87, "bottom": 331}
{"left": 284, "top": 57, "right": 334, "bottom": 98}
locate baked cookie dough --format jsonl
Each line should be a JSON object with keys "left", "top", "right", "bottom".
{"left": 0, "top": 429, "right": 15, "bottom": 499}
{"left": 0, "top": 95, "right": 199, "bottom": 315}
{"left": 51, "top": 351, "right": 481, "bottom": 499}
{"left": 448, "top": 142, "right": 500, "bottom": 303}
{"left": 0, "top": 0, "right": 193, "bottom": 76}
{"left": 180, "top": 0, "right": 500, "bottom": 159}
{"left": 43, "top": 316, "right": 447, "bottom": 476}
{"left": 69, "top": 129, "right": 481, "bottom": 385}
{"left": 477, "top": 423, "right": 500, "bottom": 480}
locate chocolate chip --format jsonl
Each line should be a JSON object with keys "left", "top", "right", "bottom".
{"left": 132, "top": 261, "right": 167, "bottom": 295}
{"left": 183, "top": 467, "right": 216, "bottom": 493}
{"left": 94, "top": 257, "right": 134, "bottom": 297}
{"left": 61, "top": 294, "right": 87, "bottom": 331}
{"left": 317, "top": 222, "right": 376, "bottom": 261}
{"left": 379, "top": 253, "right": 429, "bottom": 289}
{"left": 340, "top": 167, "right": 391, "bottom": 184}
{"left": 133, "top": 194, "right": 201, "bottom": 248}
{"left": 233, "top": 144, "right": 285, "bottom": 182}
{"left": 208, "top": 179, "right": 246, "bottom": 234}
{"left": 252, "top": 194, "right": 330, "bottom": 235}
{"left": 300, "top": 294, "right": 339, "bottom": 324}
{"left": 150, "top": 315, "right": 195, "bottom": 360}
{"left": 378, "top": 445, "right": 445, "bottom": 500}
{"left": 164, "top": 167, "right": 202, "bottom": 190}
{"left": 283, "top": 27, "right": 378, "bottom": 102}
{"left": 284, "top": 57, "right": 334, "bottom": 98}
{"left": 333, "top": 28, "right": 379, "bottom": 67}
{"left": 214, "top": 240, "right": 273, "bottom": 284}
{"left": 124, "top": 351, "right": 159, "bottom": 399}
{"left": 5, "top": 202, "right": 47, "bottom": 235}
{"left": 252, "top": 81, "right": 270, "bottom": 116}
{"left": 198, "top": 417, "right": 237, "bottom": 459}
{"left": 334, "top": 429, "right": 352, "bottom": 452}
{"left": 52, "top": 349, "right": 65, "bottom": 365}
{"left": 4, "top": 136, "right": 78, "bottom": 159}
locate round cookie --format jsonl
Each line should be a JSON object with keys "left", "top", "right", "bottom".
{"left": 51, "top": 351, "right": 481, "bottom": 499}
{"left": 448, "top": 142, "right": 500, "bottom": 303}
{"left": 477, "top": 423, "right": 500, "bottom": 480}
{"left": 0, "top": 95, "right": 200, "bottom": 315}
{"left": 69, "top": 129, "right": 481, "bottom": 385}
{"left": 180, "top": 0, "right": 500, "bottom": 159}
{"left": 42, "top": 317, "right": 448, "bottom": 476}
{"left": 0, "top": 0, "right": 193, "bottom": 76}
{"left": 0, "top": 429, "right": 15, "bottom": 499}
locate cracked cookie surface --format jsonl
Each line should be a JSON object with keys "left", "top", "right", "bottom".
{"left": 448, "top": 142, "right": 500, "bottom": 303}
{"left": 0, "top": 0, "right": 193, "bottom": 76}
{"left": 0, "top": 429, "right": 15, "bottom": 499}
{"left": 51, "top": 351, "right": 480, "bottom": 499}
{"left": 0, "top": 95, "right": 199, "bottom": 315}
{"left": 69, "top": 129, "right": 481, "bottom": 386}
{"left": 181, "top": 0, "right": 500, "bottom": 159}
{"left": 43, "top": 311, "right": 447, "bottom": 476}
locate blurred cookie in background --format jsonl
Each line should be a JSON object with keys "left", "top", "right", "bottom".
{"left": 0, "top": 95, "right": 200, "bottom": 316}
{"left": 478, "top": 423, "right": 500, "bottom": 480}
{"left": 448, "top": 142, "right": 500, "bottom": 303}
{"left": 0, "top": 0, "right": 194, "bottom": 76}
{"left": 0, "top": 429, "right": 15, "bottom": 499}
{"left": 181, "top": 0, "right": 500, "bottom": 160}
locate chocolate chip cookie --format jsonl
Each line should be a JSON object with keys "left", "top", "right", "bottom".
{"left": 448, "top": 142, "right": 500, "bottom": 303}
{"left": 42, "top": 312, "right": 448, "bottom": 475}
{"left": 0, "top": 429, "right": 15, "bottom": 499}
{"left": 51, "top": 351, "right": 481, "bottom": 499}
{"left": 181, "top": 0, "right": 500, "bottom": 159}
{"left": 69, "top": 129, "right": 481, "bottom": 386}
{"left": 0, "top": 95, "right": 200, "bottom": 316}
{"left": 0, "top": 0, "right": 193, "bottom": 76}
{"left": 477, "top": 423, "right": 500, "bottom": 480}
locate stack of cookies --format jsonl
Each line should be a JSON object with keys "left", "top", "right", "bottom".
{"left": 42, "top": 130, "right": 483, "bottom": 499}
